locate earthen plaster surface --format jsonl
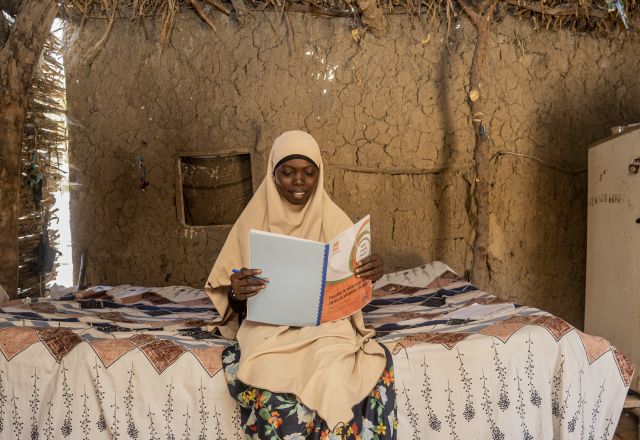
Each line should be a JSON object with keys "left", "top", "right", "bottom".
{"left": 65, "top": 13, "right": 640, "bottom": 327}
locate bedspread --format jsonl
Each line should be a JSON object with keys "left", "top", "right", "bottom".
{"left": 0, "top": 262, "right": 632, "bottom": 439}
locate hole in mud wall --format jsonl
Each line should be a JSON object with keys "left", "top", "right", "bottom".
{"left": 178, "top": 154, "right": 252, "bottom": 226}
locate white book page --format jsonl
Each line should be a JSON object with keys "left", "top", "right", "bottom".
{"left": 247, "top": 230, "right": 327, "bottom": 326}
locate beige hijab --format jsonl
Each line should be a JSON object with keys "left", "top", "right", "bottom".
{"left": 205, "top": 130, "right": 386, "bottom": 428}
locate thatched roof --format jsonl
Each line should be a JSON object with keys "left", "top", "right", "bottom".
{"left": 56, "top": 0, "right": 638, "bottom": 46}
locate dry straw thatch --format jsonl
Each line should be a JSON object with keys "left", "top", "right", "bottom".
{"left": 18, "top": 30, "right": 67, "bottom": 297}
{"left": 58, "top": 0, "right": 638, "bottom": 47}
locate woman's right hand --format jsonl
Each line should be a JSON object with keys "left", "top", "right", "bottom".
{"left": 229, "top": 268, "right": 267, "bottom": 301}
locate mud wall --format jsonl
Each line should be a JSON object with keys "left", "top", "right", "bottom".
{"left": 65, "top": 12, "right": 640, "bottom": 327}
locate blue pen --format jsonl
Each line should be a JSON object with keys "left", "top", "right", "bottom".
{"left": 232, "top": 268, "right": 270, "bottom": 284}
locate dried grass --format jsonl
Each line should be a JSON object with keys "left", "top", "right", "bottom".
{"left": 18, "top": 32, "right": 68, "bottom": 297}
{"left": 58, "top": 0, "right": 639, "bottom": 38}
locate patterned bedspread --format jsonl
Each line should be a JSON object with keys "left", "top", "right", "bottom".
{"left": 0, "top": 262, "right": 632, "bottom": 439}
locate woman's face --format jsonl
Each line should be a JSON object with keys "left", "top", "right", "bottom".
{"left": 274, "top": 158, "right": 319, "bottom": 206}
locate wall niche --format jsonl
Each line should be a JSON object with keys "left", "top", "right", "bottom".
{"left": 176, "top": 152, "right": 253, "bottom": 227}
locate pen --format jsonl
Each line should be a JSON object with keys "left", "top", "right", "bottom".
{"left": 232, "top": 268, "right": 270, "bottom": 284}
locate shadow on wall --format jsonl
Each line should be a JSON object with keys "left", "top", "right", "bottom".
{"left": 383, "top": 249, "right": 429, "bottom": 273}
{"left": 433, "top": 27, "right": 458, "bottom": 268}
{"left": 428, "top": 24, "right": 475, "bottom": 278}
{"left": 509, "top": 62, "right": 640, "bottom": 327}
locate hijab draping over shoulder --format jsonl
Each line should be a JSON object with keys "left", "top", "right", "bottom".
{"left": 205, "top": 130, "right": 386, "bottom": 429}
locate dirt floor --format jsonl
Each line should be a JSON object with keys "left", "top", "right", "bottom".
{"left": 64, "top": 12, "right": 640, "bottom": 328}
{"left": 615, "top": 411, "right": 639, "bottom": 440}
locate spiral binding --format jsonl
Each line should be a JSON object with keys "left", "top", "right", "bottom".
{"left": 315, "top": 244, "right": 330, "bottom": 325}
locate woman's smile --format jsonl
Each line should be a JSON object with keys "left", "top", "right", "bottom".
{"left": 291, "top": 190, "right": 307, "bottom": 199}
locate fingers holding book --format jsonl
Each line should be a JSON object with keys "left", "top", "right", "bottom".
{"left": 354, "top": 254, "right": 384, "bottom": 283}
{"left": 230, "top": 268, "right": 269, "bottom": 300}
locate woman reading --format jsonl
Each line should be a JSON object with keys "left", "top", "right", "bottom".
{"left": 205, "top": 130, "right": 397, "bottom": 439}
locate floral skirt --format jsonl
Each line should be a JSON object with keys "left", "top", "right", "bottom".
{"left": 222, "top": 343, "right": 398, "bottom": 440}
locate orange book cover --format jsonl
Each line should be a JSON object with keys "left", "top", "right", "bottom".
{"left": 318, "top": 215, "right": 372, "bottom": 323}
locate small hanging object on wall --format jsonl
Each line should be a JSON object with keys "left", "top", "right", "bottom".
{"left": 138, "top": 155, "right": 150, "bottom": 191}
{"left": 27, "top": 151, "right": 44, "bottom": 208}
{"left": 629, "top": 157, "right": 640, "bottom": 175}
{"left": 479, "top": 122, "right": 487, "bottom": 140}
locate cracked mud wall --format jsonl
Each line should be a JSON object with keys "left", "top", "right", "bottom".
{"left": 64, "top": 13, "right": 640, "bottom": 327}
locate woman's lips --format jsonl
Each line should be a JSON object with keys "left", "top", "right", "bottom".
{"left": 290, "top": 190, "right": 307, "bottom": 200}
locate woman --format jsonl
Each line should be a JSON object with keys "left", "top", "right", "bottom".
{"left": 205, "top": 131, "right": 397, "bottom": 439}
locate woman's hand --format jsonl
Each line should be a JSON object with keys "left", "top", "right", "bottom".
{"left": 354, "top": 254, "right": 384, "bottom": 283}
{"left": 230, "top": 268, "right": 268, "bottom": 301}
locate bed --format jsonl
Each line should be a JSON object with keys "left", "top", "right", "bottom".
{"left": 0, "top": 262, "right": 632, "bottom": 439}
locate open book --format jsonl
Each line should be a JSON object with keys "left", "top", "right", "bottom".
{"left": 246, "top": 215, "right": 372, "bottom": 326}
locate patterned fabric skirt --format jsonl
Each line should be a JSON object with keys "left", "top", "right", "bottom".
{"left": 222, "top": 343, "right": 398, "bottom": 440}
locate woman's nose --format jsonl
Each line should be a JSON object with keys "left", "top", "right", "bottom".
{"left": 293, "top": 173, "right": 304, "bottom": 185}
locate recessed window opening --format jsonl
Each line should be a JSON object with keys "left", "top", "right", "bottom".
{"left": 177, "top": 153, "right": 253, "bottom": 227}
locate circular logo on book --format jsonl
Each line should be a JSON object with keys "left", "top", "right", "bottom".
{"left": 349, "top": 225, "right": 371, "bottom": 273}
{"left": 326, "top": 217, "right": 371, "bottom": 284}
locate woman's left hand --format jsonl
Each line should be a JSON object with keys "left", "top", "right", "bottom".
{"left": 354, "top": 254, "right": 384, "bottom": 283}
